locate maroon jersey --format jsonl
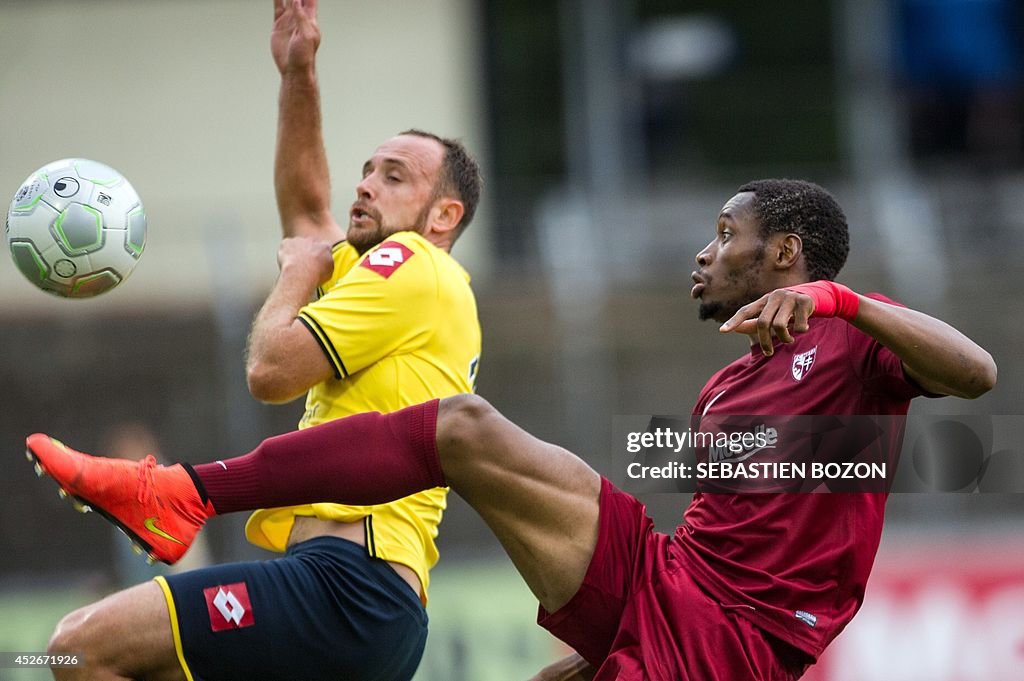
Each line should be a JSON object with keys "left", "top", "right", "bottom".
{"left": 674, "top": 294, "right": 925, "bottom": 658}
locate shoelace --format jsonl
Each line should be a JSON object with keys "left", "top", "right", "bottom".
{"left": 137, "top": 454, "right": 158, "bottom": 504}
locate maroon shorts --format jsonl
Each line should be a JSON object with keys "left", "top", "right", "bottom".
{"left": 538, "top": 478, "right": 809, "bottom": 681}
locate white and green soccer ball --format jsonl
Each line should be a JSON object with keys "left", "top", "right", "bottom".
{"left": 6, "top": 158, "right": 146, "bottom": 298}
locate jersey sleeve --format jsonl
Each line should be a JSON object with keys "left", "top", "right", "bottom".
{"left": 297, "top": 237, "right": 437, "bottom": 379}
{"left": 844, "top": 292, "right": 929, "bottom": 400}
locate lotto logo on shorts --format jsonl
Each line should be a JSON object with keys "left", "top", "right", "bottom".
{"left": 203, "top": 582, "right": 255, "bottom": 631}
{"left": 361, "top": 241, "right": 415, "bottom": 278}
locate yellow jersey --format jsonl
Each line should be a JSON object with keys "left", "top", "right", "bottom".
{"left": 245, "top": 230, "right": 481, "bottom": 603}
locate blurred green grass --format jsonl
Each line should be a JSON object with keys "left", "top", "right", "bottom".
{"left": 0, "top": 590, "right": 93, "bottom": 681}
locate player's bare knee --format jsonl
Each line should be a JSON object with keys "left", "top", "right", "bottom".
{"left": 437, "top": 394, "right": 501, "bottom": 463}
{"left": 48, "top": 608, "right": 97, "bottom": 678}
{"left": 48, "top": 609, "right": 86, "bottom": 658}
{"left": 49, "top": 605, "right": 117, "bottom": 678}
{"left": 438, "top": 393, "right": 495, "bottom": 443}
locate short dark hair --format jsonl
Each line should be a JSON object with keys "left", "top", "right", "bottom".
{"left": 400, "top": 129, "right": 483, "bottom": 242}
{"left": 737, "top": 179, "right": 849, "bottom": 281}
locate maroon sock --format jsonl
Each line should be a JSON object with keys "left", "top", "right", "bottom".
{"left": 191, "top": 400, "right": 444, "bottom": 515}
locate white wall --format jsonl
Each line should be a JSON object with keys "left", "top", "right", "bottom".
{"left": 0, "top": 0, "right": 489, "bottom": 315}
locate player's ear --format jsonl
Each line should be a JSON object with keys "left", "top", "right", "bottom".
{"left": 773, "top": 233, "right": 803, "bottom": 270}
{"left": 428, "top": 197, "right": 465, "bottom": 237}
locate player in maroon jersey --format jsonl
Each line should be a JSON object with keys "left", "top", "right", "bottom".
{"left": 28, "top": 179, "right": 995, "bottom": 680}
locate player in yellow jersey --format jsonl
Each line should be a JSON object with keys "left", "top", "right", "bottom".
{"left": 35, "top": 2, "right": 482, "bottom": 680}
{"left": 246, "top": 224, "right": 481, "bottom": 600}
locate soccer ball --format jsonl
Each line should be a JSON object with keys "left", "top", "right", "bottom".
{"left": 6, "top": 158, "right": 146, "bottom": 298}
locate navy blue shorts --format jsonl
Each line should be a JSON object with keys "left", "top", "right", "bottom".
{"left": 156, "top": 536, "right": 428, "bottom": 681}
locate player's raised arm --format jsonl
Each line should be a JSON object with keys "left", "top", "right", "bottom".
{"left": 271, "top": 0, "right": 344, "bottom": 242}
{"left": 720, "top": 281, "right": 997, "bottom": 399}
{"left": 846, "top": 293, "right": 996, "bottom": 399}
{"left": 246, "top": 236, "right": 337, "bottom": 403}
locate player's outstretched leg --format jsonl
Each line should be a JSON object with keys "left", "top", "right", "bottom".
{"left": 24, "top": 403, "right": 441, "bottom": 565}
{"left": 25, "top": 434, "right": 211, "bottom": 564}
{"left": 26, "top": 397, "right": 600, "bottom": 610}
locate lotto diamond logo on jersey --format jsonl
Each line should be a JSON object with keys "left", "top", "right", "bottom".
{"left": 203, "top": 582, "right": 255, "bottom": 631}
{"left": 360, "top": 240, "right": 415, "bottom": 279}
{"left": 791, "top": 346, "right": 817, "bottom": 382}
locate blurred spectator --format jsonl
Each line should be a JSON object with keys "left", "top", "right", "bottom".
{"left": 896, "top": 0, "right": 1024, "bottom": 167}
{"left": 102, "top": 423, "right": 212, "bottom": 588}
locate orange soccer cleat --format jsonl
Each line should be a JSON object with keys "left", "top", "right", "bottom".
{"left": 25, "top": 433, "right": 212, "bottom": 565}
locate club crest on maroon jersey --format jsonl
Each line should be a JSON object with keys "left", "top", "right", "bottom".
{"left": 204, "top": 582, "right": 256, "bottom": 631}
{"left": 791, "top": 346, "right": 817, "bottom": 382}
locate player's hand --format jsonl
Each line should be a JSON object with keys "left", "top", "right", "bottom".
{"left": 276, "top": 236, "right": 334, "bottom": 287}
{"left": 719, "top": 288, "right": 814, "bottom": 356}
{"left": 271, "top": 0, "right": 321, "bottom": 75}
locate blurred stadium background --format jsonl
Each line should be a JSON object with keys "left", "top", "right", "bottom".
{"left": 1, "top": 1, "right": 1022, "bottom": 679}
